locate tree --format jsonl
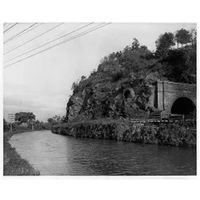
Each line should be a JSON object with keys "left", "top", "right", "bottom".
{"left": 131, "top": 38, "right": 140, "bottom": 50}
{"left": 71, "top": 81, "right": 79, "bottom": 93}
{"left": 47, "top": 115, "right": 65, "bottom": 125}
{"left": 52, "top": 115, "right": 61, "bottom": 122}
{"left": 175, "top": 29, "right": 191, "bottom": 47}
{"left": 119, "top": 42, "right": 153, "bottom": 77}
{"left": 15, "top": 112, "right": 35, "bottom": 124}
{"left": 190, "top": 28, "right": 197, "bottom": 46}
{"left": 47, "top": 118, "right": 54, "bottom": 124}
{"left": 155, "top": 32, "right": 175, "bottom": 57}
{"left": 160, "top": 45, "right": 196, "bottom": 83}
{"left": 81, "top": 75, "right": 86, "bottom": 81}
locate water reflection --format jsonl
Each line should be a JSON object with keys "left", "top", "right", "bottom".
{"left": 9, "top": 130, "right": 196, "bottom": 175}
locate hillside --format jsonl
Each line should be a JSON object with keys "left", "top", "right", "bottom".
{"left": 65, "top": 29, "right": 196, "bottom": 122}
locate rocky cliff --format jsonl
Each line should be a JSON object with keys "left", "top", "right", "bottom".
{"left": 66, "top": 77, "right": 152, "bottom": 122}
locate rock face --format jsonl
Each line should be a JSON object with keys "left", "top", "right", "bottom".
{"left": 66, "top": 94, "right": 84, "bottom": 122}
{"left": 66, "top": 78, "right": 152, "bottom": 122}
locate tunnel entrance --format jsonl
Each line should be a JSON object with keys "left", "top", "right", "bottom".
{"left": 124, "top": 89, "right": 131, "bottom": 99}
{"left": 171, "top": 97, "right": 196, "bottom": 119}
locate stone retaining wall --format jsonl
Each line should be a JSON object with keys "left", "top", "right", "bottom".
{"left": 52, "top": 119, "right": 196, "bottom": 147}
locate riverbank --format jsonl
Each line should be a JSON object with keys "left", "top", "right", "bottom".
{"left": 4, "top": 130, "right": 40, "bottom": 176}
{"left": 52, "top": 119, "right": 196, "bottom": 147}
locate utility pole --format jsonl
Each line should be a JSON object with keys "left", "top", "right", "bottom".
{"left": 10, "top": 122, "right": 12, "bottom": 133}
{"left": 30, "top": 120, "right": 34, "bottom": 131}
{"left": 8, "top": 113, "right": 15, "bottom": 133}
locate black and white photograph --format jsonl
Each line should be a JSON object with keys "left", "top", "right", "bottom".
{"left": 3, "top": 22, "right": 196, "bottom": 176}
{"left": 1, "top": 1, "right": 200, "bottom": 200}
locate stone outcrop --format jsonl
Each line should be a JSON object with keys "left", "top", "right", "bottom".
{"left": 66, "top": 78, "right": 153, "bottom": 122}
{"left": 66, "top": 94, "right": 84, "bottom": 121}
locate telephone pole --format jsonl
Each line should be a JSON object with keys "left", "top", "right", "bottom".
{"left": 8, "top": 113, "right": 15, "bottom": 133}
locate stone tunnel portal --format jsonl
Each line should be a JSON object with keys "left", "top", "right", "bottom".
{"left": 171, "top": 97, "right": 196, "bottom": 119}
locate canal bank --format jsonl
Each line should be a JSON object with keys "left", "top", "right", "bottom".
{"left": 4, "top": 131, "right": 40, "bottom": 176}
{"left": 52, "top": 119, "right": 196, "bottom": 147}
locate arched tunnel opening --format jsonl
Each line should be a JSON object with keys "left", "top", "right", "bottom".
{"left": 124, "top": 89, "right": 131, "bottom": 99}
{"left": 171, "top": 97, "right": 196, "bottom": 119}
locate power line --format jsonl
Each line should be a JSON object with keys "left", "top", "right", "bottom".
{"left": 5, "top": 22, "right": 94, "bottom": 63}
{"left": 4, "top": 23, "right": 111, "bottom": 69}
{"left": 4, "top": 23, "right": 39, "bottom": 44}
{"left": 4, "top": 23, "right": 38, "bottom": 44}
{"left": 4, "top": 23, "right": 64, "bottom": 55}
{"left": 4, "top": 23, "right": 17, "bottom": 32}
{"left": 4, "top": 23, "right": 15, "bottom": 30}
{"left": 4, "top": 23, "right": 10, "bottom": 28}
{"left": 4, "top": 23, "right": 18, "bottom": 33}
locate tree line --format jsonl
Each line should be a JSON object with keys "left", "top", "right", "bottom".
{"left": 3, "top": 112, "right": 66, "bottom": 132}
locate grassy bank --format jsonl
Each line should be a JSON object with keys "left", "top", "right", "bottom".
{"left": 52, "top": 119, "right": 196, "bottom": 147}
{"left": 4, "top": 130, "right": 40, "bottom": 176}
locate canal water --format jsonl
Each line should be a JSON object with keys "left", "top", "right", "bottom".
{"left": 9, "top": 130, "right": 196, "bottom": 175}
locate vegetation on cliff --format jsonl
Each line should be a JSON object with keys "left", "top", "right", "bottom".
{"left": 52, "top": 119, "right": 196, "bottom": 147}
{"left": 66, "top": 28, "right": 196, "bottom": 122}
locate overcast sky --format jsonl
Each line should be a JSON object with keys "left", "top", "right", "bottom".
{"left": 3, "top": 23, "right": 196, "bottom": 121}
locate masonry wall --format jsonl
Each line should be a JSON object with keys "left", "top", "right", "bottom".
{"left": 150, "top": 81, "right": 196, "bottom": 115}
